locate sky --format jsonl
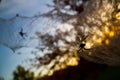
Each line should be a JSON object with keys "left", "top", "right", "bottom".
{"left": 0, "top": 0, "right": 53, "bottom": 79}
{"left": 0, "top": 0, "right": 53, "bottom": 19}
{"left": 0, "top": 45, "right": 36, "bottom": 80}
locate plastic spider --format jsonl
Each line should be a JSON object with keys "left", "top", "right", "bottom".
{"left": 19, "top": 28, "right": 27, "bottom": 39}
{"left": 77, "top": 34, "right": 91, "bottom": 52}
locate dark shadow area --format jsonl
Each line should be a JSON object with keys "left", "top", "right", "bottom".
{"left": 41, "top": 58, "right": 120, "bottom": 80}
{"left": 12, "top": 57, "right": 120, "bottom": 80}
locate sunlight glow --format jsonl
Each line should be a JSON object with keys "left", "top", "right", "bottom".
{"left": 105, "top": 39, "right": 110, "bottom": 45}
{"left": 115, "top": 12, "right": 120, "bottom": 20}
{"left": 96, "top": 38, "right": 103, "bottom": 44}
{"left": 109, "top": 31, "right": 115, "bottom": 37}
{"left": 104, "top": 26, "right": 110, "bottom": 34}
{"left": 85, "top": 22, "right": 118, "bottom": 48}
{"left": 67, "top": 57, "right": 79, "bottom": 66}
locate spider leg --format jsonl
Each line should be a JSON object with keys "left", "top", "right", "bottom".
{"left": 81, "top": 34, "right": 89, "bottom": 42}
{"left": 78, "top": 47, "right": 83, "bottom": 53}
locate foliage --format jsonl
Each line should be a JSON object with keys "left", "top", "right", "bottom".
{"left": 11, "top": 0, "right": 120, "bottom": 80}
{"left": 13, "top": 65, "right": 35, "bottom": 80}
{"left": 0, "top": 77, "right": 4, "bottom": 80}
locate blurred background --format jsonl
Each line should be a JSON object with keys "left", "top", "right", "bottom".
{"left": 0, "top": 0, "right": 120, "bottom": 80}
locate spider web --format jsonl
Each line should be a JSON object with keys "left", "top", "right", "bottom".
{"left": 0, "top": 16, "right": 62, "bottom": 52}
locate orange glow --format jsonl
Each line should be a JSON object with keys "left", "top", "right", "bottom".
{"left": 96, "top": 38, "right": 102, "bottom": 44}
{"left": 67, "top": 57, "right": 79, "bottom": 66}
{"left": 104, "top": 26, "right": 109, "bottom": 34}
{"left": 109, "top": 31, "right": 115, "bottom": 37}
{"left": 105, "top": 39, "right": 110, "bottom": 45}
{"left": 115, "top": 12, "right": 120, "bottom": 20}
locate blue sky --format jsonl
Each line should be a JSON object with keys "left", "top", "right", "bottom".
{"left": 0, "top": 0, "right": 53, "bottom": 19}
{"left": 0, "top": 45, "right": 31, "bottom": 79}
{"left": 0, "top": 0, "right": 52, "bottom": 79}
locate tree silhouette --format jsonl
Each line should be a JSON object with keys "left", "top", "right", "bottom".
{"left": 0, "top": 77, "right": 4, "bottom": 80}
{"left": 13, "top": 65, "right": 35, "bottom": 80}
